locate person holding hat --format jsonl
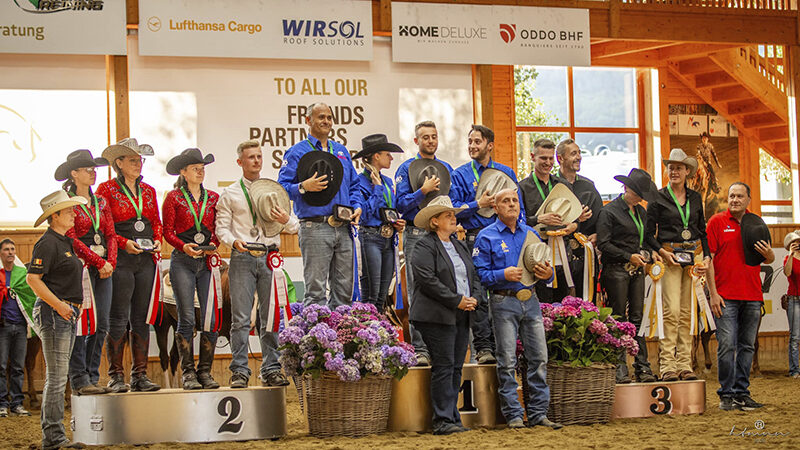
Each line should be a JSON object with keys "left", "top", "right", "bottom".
{"left": 26, "top": 190, "right": 88, "bottom": 449}
{"left": 473, "top": 189, "right": 560, "bottom": 430}
{"left": 645, "top": 148, "right": 711, "bottom": 382}
{"left": 278, "top": 102, "right": 363, "bottom": 308}
{"left": 162, "top": 148, "right": 221, "bottom": 390}
{"left": 217, "top": 139, "right": 297, "bottom": 388}
{"left": 597, "top": 168, "right": 661, "bottom": 383}
{"left": 353, "top": 134, "right": 406, "bottom": 309}
{"left": 782, "top": 230, "right": 800, "bottom": 379}
{"left": 409, "top": 195, "right": 479, "bottom": 435}
{"left": 706, "top": 182, "right": 773, "bottom": 410}
{"left": 96, "top": 137, "right": 161, "bottom": 393}
{"left": 55, "top": 150, "right": 116, "bottom": 396}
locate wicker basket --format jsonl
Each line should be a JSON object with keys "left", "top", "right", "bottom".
{"left": 302, "top": 372, "right": 392, "bottom": 438}
{"left": 545, "top": 362, "right": 616, "bottom": 425}
{"left": 292, "top": 375, "right": 305, "bottom": 413}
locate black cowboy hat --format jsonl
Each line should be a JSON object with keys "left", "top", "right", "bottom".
{"left": 614, "top": 168, "right": 656, "bottom": 202}
{"left": 700, "top": 131, "right": 710, "bottom": 139}
{"left": 54, "top": 149, "right": 108, "bottom": 181}
{"left": 352, "top": 134, "right": 403, "bottom": 160}
{"left": 741, "top": 212, "right": 771, "bottom": 266}
{"left": 166, "top": 148, "right": 215, "bottom": 175}
{"left": 408, "top": 159, "right": 451, "bottom": 208}
{"left": 297, "top": 150, "right": 344, "bottom": 207}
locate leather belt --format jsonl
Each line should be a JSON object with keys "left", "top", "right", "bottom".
{"left": 300, "top": 216, "right": 329, "bottom": 223}
{"left": 493, "top": 288, "right": 533, "bottom": 301}
{"left": 664, "top": 240, "right": 700, "bottom": 250}
{"left": 63, "top": 300, "right": 82, "bottom": 308}
{"left": 407, "top": 225, "right": 427, "bottom": 236}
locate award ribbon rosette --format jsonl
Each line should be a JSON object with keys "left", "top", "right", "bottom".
{"left": 203, "top": 254, "right": 224, "bottom": 332}
{"left": 350, "top": 224, "right": 362, "bottom": 302}
{"left": 265, "top": 250, "right": 293, "bottom": 333}
{"left": 393, "top": 232, "right": 404, "bottom": 309}
{"left": 76, "top": 262, "right": 97, "bottom": 337}
{"left": 546, "top": 228, "right": 574, "bottom": 290}
{"left": 689, "top": 263, "right": 716, "bottom": 335}
{"left": 574, "top": 232, "right": 595, "bottom": 301}
{"left": 640, "top": 261, "right": 665, "bottom": 339}
{"left": 145, "top": 253, "right": 165, "bottom": 326}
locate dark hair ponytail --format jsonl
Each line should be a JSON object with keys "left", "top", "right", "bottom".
{"left": 174, "top": 175, "right": 188, "bottom": 190}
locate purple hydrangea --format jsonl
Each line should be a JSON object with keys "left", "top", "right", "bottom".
{"left": 615, "top": 321, "right": 637, "bottom": 337}
{"left": 555, "top": 305, "right": 580, "bottom": 318}
{"left": 279, "top": 325, "right": 305, "bottom": 345}
{"left": 588, "top": 319, "right": 608, "bottom": 336}
{"left": 543, "top": 316, "right": 554, "bottom": 332}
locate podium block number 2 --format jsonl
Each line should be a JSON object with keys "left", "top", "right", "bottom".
{"left": 649, "top": 386, "right": 673, "bottom": 415}
{"left": 218, "top": 396, "right": 244, "bottom": 434}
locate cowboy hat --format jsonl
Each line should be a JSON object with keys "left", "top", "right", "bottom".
{"left": 784, "top": 230, "right": 800, "bottom": 250}
{"left": 409, "top": 159, "right": 451, "bottom": 208}
{"left": 54, "top": 149, "right": 108, "bottom": 181}
{"left": 613, "top": 168, "right": 657, "bottom": 202}
{"left": 35, "top": 190, "right": 87, "bottom": 227}
{"left": 296, "top": 150, "right": 344, "bottom": 207}
{"left": 662, "top": 148, "right": 698, "bottom": 178}
{"left": 166, "top": 148, "right": 215, "bottom": 175}
{"left": 534, "top": 183, "right": 582, "bottom": 229}
{"left": 101, "top": 137, "right": 155, "bottom": 165}
{"left": 476, "top": 168, "right": 517, "bottom": 218}
{"left": 413, "top": 195, "right": 467, "bottom": 231}
{"left": 249, "top": 179, "right": 291, "bottom": 237}
{"left": 352, "top": 134, "right": 404, "bottom": 160}
{"left": 741, "top": 212, "right": 771, "bottom": 266}
{"left": 517, "top": 230, "right": 550, "bottom": 286}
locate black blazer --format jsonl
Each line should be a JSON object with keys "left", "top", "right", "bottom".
{"left": 409, "top": 232, "right": 480, "bottom": 326}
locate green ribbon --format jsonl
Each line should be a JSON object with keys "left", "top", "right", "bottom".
{"left": 180, "top": 187, "right": 208, "bottom": 233}
{"left": 363, "top": 170, "right": 393, "bottom": 208}
{"left": 70, "top": 192, "right": 100, "bottom": 233}
{"left": 470, "top": 159, "right": 495, "bottom": 188}
{"left": 666, "top": 184, "right": 690, "bottom": 230}
{"left": 532, "top": 174, "right": 552, "bottom": 202}
{"left": 628, "top": 208, "right": 644, "bottom": 247}
{"left": 239, "top": 179, "right": 257, "bottom": 226}
{"left": 115, "top": 179, "right": 143, "bottom": 220}
{"left": 306, "top": 138, "right": 333, "bottom": 154}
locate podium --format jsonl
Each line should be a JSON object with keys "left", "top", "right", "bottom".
{"left": 611, "top": 380, "right": 706, "bottom": 418}
{"left": 71, "top": 387, "right": 287, "bottom": 445}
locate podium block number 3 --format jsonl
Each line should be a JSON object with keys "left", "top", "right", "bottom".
{"left": 218, "top": 396, "right": 244, "bottom": 434}
{"left": 649, "top": 386, "right": 673, "bottom": 415}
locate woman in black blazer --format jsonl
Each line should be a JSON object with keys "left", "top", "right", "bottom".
{"left": 410, "top": 196, "right": 479, "bottom": 436}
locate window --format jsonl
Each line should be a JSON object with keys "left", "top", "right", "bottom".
{"left": 759, "top": 149, "right": 792, "bottom": 224}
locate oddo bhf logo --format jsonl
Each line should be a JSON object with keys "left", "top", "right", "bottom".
{"left": 499, "top": 24, "right": 516, "bottom": 43}
{"left": 13, "top": 0, "right": 104, "bottom": 13}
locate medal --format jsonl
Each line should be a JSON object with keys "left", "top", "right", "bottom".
{"left": 328, "top": 216, "right": 343, "bottom": 227}
{"left": 667, "top": 184, "right": 692, "bottom": 242}
{"left": 569, "top": 238, "right": 580, "bottom": 250}
{"left": 134, "top": 220, "right": 145, "bottom": 232}
{"left": 250, "top": 227, "right": 259, "bottom": 237}
{"left": 681, "top": 229, "right": 692, "bottom": 240}
{"left": 193, "top": 232, "right": 205, "bottom": 244}
{"left": 90, "top": 245, "right": 106, "bottom": 258}
{"left": 73, "top": 193, "right": 103, "bottom": 243}
{"left": 380, "top": 224, "right": 393, "bottom": 238}
{"left": 240, "top": 179, "right": 261, "bottom": 240}
{"left": 180, "top": 187, "right": 210, "bottom": 246}
{"left": 116, "top": 179, "right": 146, "bottom": 234}
{"left": 93, "top": 233, "right": 102, "bottom": 245}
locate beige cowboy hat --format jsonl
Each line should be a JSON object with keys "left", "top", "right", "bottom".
{"left": 534, "top": 183, "right": 582, "bottom": 231}
{"left": 101, "top": 137, "right": 155, "bottom": 165}
{"left": 35, "top": 190, "right": 87, "bottom": 227}
{"left": 662, "top": 148, "right": 698, "bottom": 178}
{"left": 476, "top": 168, "right": 517, "bottom": 218}
{"left": 784, "top": 230, "right": 800, "bottom": 250}
{"left": 249, "top": 179, "right": 291, "bottom": 237}
{"left": 517, "top": 230, "right": 550, "bottom": 286}
{"left": 413, "top": 195, "right": 467, "bottom": 231}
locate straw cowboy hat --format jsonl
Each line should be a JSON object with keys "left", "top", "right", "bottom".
{"left": 166, "top": 148, "right": 215, "bottom": 175}
{"left": 476, "top": 168, "right": 517, "bottom": 218}
{"left": 784, "top": 230, "right": 800, "bottom": 250}
{"left": 517, "top": 230, "right": 550, "bottom": 286}
{"left": 408, "top": 159, "right": 452, "bottom": 208}
{"left": 101, "top": 137, "right": 155, "bottom": 164}
{"left": 54, "top": 149, "right": 108, "bottom": 181}
{"left": 534, "top": 183, "right": 582, "bottom": 229}
{"left": 352, "top": 134, "right": 404, "bottom": 160}
{"left": 613, "top": 168, "right": 657, "bottom": 202}
{"left": 662, "top": 148, "right": 698, "bottom": 178}
{"left": 248, "top": 179, "right": 291, "bottom": 237}
{"left": 35, "top": 190, "right": 87, "bottom": 227}
{"left": 296, "top": 150, "right": 344, "bottom": 207}
{"left": 413, "top": 195, "right": 467, "bottom": 231}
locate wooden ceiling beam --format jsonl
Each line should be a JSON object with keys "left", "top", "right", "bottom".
{"left": 727, "top": 98, "right": 772, "bottom": 116}
{"left": 743, "top": 112, "right": 784, "bottom": 128}
{"left": 759, "top": 125, "right": 790, "bottom": 142}
{"left": 591, "top": 50, "right": 662, "bottom": 67}
{"left": 659, "top": 43, "right": 741, "bottom": 62}
{"left": 694, "top": 71, "right": 739, "bottom": 89}
{"left": 592, "top": 40, "right": 678, "bottom": 59}
{"left": 678, "top": 58, "right": 720, "bottom": 75}
{"left": 711, "top": 85, "right": 754, "bottom": 102}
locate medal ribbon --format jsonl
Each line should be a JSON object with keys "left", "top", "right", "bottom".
{"left": 203, "top": 254, "right": 223, "bottom": 332}
{"left": 393, "top": 233, "right": 404, "bottom": 309}
{"left": 306, "top": 138, "right": 333, "bottom": 154}
{"left": 116, "top": 179, "right": 143, "bottom": 220}
{"left": 239, "top": 179, "right": 257, "bottom": 227}
{"left": 628, "top": 208, "right": 644, "bottom": 247}
{"left": 532, "top": 174, "right": 552, "bottom": 202}
{"left": 71, "top": 192, "right": 100, "bottom": 233}
{"left": 667, "top": 184, "right": 690, "bottom": 231}
{"left": 470, "top": 160, "right": 495, "bottom": 186}
{"left": 180, "top": 187, "right": 208, "bottom": 233}
{"left": 363, "top": 170, "right": 393, "bottom": 208}
{"left": 76, "top": 263, "right": 97, "bottom": 337}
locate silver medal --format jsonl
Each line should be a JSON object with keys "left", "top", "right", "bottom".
{"left": 93, "top": 233, "right": 102, "bottom": 245}
{"left": 250, "top": 227, "right": 259, "bottom": 237}
{"left": 681, "top": 229, "right": 691, "bottom": 240}
{"left": 134, "top": 220, "right": 145, "bottom": 232}
{"left": 380, "top": 224, "right": 393, "bottom": 238}
{"left": 193, "top": 232, "right": 205, "bottom": 244}
{"left": 90, "top": 245, "right": 106, "bottom": 258}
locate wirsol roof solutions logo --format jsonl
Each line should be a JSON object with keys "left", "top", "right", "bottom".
{"left": 13, "top": 0, "right": 104, "bottom": 13}
{"left": 499, "top": 24, "right": 516, "bottom": 43}
{"left": 282, "top": 19, "right": 365, "bottom": 46}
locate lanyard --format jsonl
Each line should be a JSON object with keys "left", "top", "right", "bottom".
{"left": 628, "top": 208, "right": 644, "bottom": 247}
{"left": 116, "top": 179, "right": 143, "bottom": 220}
{"left": 666, "top": 184, "right": 690, "bottom": 229}
{"left": 180, "top": 187, "right": 208, "bottom": 233}
{"left": 239, "top": 179, "right": 257, "bottom": 226}
{"left": 363, "top": 171, "right": 393, "bottom": 208}
{"left": 71, "top": 192, "right": 100, "bottom": 233}
{"left": 471, "top": 160, "right": 495, "bottom": 186}
{"left": 532, "top": 174, "right": 552, "bottom": 202}
{"left": 306, "top": 138, "right": 333, "bottom": 154}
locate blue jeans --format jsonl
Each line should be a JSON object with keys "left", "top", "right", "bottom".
{"left": 69, "top": 267, "right": 112, "bottom": 389}
{"left": 490, "top": 293, "right": 550, "bottom": 423}
{"left": 169, "top": 251, "right": 218, "bottom": 344}
{"left": 33, "top": 299, "right": 78, "bottom": 449}
{"left": 403, "top": 226, "right": 429, "bottom": 358}
{"left": 359, "top": 228, "right": 395, "bottom": 308}
{"left": 228, "top": 250, "right": 279, "bottom": 379}
{"left": 0, "top": 321, "right": 27, "bottom": 408}
{"left": 787, "top": 297, "right": 800, "bottom": 376}
{"left": 298, "top": 221, "right": 353, "bottom": 307}
{"left": 716, "top": 299, "right": 761, "bottom": 398}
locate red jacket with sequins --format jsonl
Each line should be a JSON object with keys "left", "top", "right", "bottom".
{"left": 65, "top": 191, "right": 119, "bottom": 270}
{"left": 96, "top": 176, "right": 162, "bottom": 250}
{"left": 162, "top": 187, "right": 220, "bottom": 253}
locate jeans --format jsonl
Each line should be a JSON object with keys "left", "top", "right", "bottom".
{"left": 33, "top": 299, "right": 78, "bottom": 449}
{"left": 601, "top": 264, "right": 652, "bottom": 378}
{"left": 169, "top": 251, "right": 218, "bottom": 344}
{"left": 464, "top": 232, "right": 493, "bottom": 353}
{"left": 490, "top": 293, "right": 550, "bottom": 423}
{"left": 403, "top": 226, "right": 429, "bottom": 358}
{"left": 0, "top": 321, "right": 27, "bottom": 408}
{"left": 298, "top": 221, "right": 353, "bottom": 307}
{"left": 69, "top": 266, "right": 112, "bottom": 389}
{"left": 788, "top": 297, "right": 800, "bottom": 376}
{"left": 414, "top": 316, "right": 470, "bottom": 431}
{"left": 228, "top": 250, "right": 279, "bottom": 379}
{"left": 359, "top": 228, "right": 395, "bottom": 309}
{"left": 716, "top": 299, "right": 761, "bottom": 398}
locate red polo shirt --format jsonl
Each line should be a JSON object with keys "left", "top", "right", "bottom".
{"left": 706, "top": 209, "right": 763, "bottom": 301}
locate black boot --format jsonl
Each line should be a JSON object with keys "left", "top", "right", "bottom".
{"left": 130, "top": 331, "right": 161, "bottom": 392}
{"left": 196, "top": 334, "right": 220, "bottom": 389}
{"left": 176, "top": 334, "right": 202, "bottom": 390}
{"left": 105, "top": 335, "right": 129, "bottom": 393}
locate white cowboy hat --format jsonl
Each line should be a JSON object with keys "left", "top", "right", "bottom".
{"left": 476, "top": 168, "right": 517, "bottom": 218}
{"left": 35, "top": 190, "right": 87, "bottom": 227}
{"left": 249, "top": 179, "right": 291, "bottom": 237}
{"left": 534, "top": 183, "right": 582, "bottom": 230}
{"left": 101, "top": 137, "right": 155, "bottom": 166}
{"left": 662, "top": 148, "right": 698, "bottom": 178}
{"left": 784, "top": 230, "right": 800, "bottom": 250}
{"left": 517, "top": 230, "right": 550, "bottom": 286}
{"left": 413, "top": 195, "right": 467, "bottom": 231}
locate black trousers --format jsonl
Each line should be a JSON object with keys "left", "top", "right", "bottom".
{"left": 600, "top": 263, "right": 652, "bottom": 376}
{"left": 465, "top": 231, "right": 494, "bottom": 353}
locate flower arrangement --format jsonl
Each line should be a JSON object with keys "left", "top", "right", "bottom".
{"left": 541, "top": 296, "right": 639, "bottom": 367}
{"left": 278, "top": 302, "right": 416, "bottom": 382}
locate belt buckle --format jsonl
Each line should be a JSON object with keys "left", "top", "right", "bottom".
{"left": 327, "top": 216, "right": 344, "bottom": 227}
{"left": 623, "top": 262, "right": 637, "bottom": 275}
{"left": 249, "top": 250, "right": 265, "bottom": 257}
{"left": 516, "top": 289, "right": 532, "bottom": 301}
{"left": 380, "top": 224, "right": 394, "bottom": 238}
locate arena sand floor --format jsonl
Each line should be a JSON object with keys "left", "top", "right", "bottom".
{"left": 3, "top": 364, "right": 797, "bottom": 449}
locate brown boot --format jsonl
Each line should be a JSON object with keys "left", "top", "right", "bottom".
{"left": 175, "top": 334, "right": 202, "bottom": 390}
{"left": 130, "top": 331, "right": 160, "bottom": 392}
{"left": 197, "top": 334, "right": 220, "bottom": 389}
{"left": 105, "top": 334, "right": 129, "bottom": 393}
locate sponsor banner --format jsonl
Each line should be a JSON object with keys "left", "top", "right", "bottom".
{"left": 392, "top": 2, "right": 590, "bottom": 66}
{"left": 138, "top": 0, "right": 372, "bottom": 61}
{"left": 0, "top": 0, "right": 126, "bottom": 55}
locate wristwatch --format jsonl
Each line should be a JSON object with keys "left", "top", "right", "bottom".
{"left": 298, "top": 181, "right": 306, "bottom": 194}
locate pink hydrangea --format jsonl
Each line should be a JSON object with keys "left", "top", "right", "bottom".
{"left": 555, "top": 305, "right": 580, "bottom": 318}
{"left": 588, "top": 319, "right": 607, "bottom": 335}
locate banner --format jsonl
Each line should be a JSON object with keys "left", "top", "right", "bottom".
{"left": 0, "top": 0, "right": 126, "bottom": 55}
{"left": 391, "top": 2, "right": 590, "bottom": 66}
{"left": 138, "top": 0, "right": 372, "bottom": 61}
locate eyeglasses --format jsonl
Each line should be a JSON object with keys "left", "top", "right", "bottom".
{"left": 77, "top": 167, "right": 96, "bottom": 174}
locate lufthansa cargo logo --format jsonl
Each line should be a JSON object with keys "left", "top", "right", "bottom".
{"left": 13, "top": 0, "right": 104, "bottom": 13}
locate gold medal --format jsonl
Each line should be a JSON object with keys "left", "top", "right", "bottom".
{"left": 681, "top": 229, "right": 692, "bottom": 240}
{"left": 516, "top": 289, "right": 532, "bottom": 301}
{"left": 380, "top": 224, "right": 393, "bottom": 238}
{"left": 569, "top": 238, "right": 580, "bottom": 250}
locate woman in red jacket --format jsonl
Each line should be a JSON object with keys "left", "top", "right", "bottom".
{"left": 97, "top": 138, "right": 161, "bottom": 393}
{"left": 162, "top": 148, "right": 220, "bottom": 390}
{"left": 55, "top": 150, "right": 117, "bottom": 396}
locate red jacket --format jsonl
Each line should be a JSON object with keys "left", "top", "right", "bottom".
{"left": 162, "top": 187, "right": 220, "bottom": 252}
{"left": 97, "top": 176, "right": 162, "bottom": 250}
{"left": 65, "top": 191, "right": 118, "bottom": 269}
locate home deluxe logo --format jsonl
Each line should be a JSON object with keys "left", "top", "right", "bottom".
{"left": 397, "top": 24, "right": 487, "bottom": 45}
